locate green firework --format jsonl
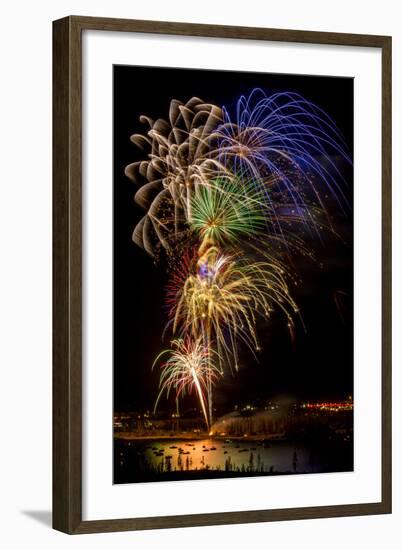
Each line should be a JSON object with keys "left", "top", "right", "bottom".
{"left": 189, "top": 176, "right": 267, "bottom": 245}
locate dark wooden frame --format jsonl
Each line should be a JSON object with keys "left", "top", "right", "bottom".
{"left": 53, "top": 15, "right": 392, "bottom": 534}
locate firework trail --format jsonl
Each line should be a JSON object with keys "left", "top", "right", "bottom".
{"left": 165, "top": 244, "right": 299, "bottom": 423}
{"left": 152, "top": 337, "right": 221, "bottom": 429}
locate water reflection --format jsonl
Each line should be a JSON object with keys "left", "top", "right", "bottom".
{"left": 145, "top": 438, "right": 309, "bottom": 473}
{"left": 115, "top": 437, "right": 316, "bottom": 482}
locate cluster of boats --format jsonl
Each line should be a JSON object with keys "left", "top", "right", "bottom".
{"left": 138, "top": 438, "right": 272, "bottom": 461}
{"left": 168, "top": 443, "right": 218, "bottom": 453}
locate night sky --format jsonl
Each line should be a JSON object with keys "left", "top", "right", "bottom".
{"left": 113, "top": 65, "right": 354, "bottom": 413}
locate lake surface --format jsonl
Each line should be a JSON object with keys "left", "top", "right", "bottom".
{"left": 114, "top": 437, "right": 327, "bottom": 483}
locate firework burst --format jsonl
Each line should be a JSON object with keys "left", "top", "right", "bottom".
{"left": 125, "top": 88, "right": 350, "bottom": 431}
{"left": 189, "top": 175, "right": 267, "bottom": 250}
{"left": 152, "top": 337, "right": 221, "bottom": 429}
{"left": 212, "top": 88, "right": 351, "bottom": 240}
{"left": 125, "top": 97, "right": 228, "bottom": 256}
{"left": 171, "top": 246, "right": 298, "bottom": 372}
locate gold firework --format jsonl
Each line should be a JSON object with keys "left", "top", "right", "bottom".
{"left": 125, "top": 97, "right": 229, "bottom": 256}
{"left": 172, "top": 246, "right": 298, "bottom": 372}
{"left": 152, "top": 337, "right": 221, "bottom": 429}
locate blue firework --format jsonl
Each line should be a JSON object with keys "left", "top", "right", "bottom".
{"left": 213, "top": 88, "right": 352, "bottom": 240}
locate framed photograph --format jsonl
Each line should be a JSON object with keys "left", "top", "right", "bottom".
{"left": 53, "top": 16, "right": 392, "bottom": 534}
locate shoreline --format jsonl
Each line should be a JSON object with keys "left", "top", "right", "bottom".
{"left": 114, "top": 432, "right": 286, "bottom": 442}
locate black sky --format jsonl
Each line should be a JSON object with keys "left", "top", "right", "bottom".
{"left": 113, "top": 65, "right": 354, "bottom": 413}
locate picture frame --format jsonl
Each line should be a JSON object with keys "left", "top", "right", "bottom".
{"left": 53, "top": 15, "right": 392, "bottom": 534}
